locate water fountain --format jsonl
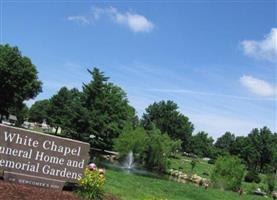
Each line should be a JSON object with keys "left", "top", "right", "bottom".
{"left": 97, "top": 150, "right": 164, "bottom": 179}
{"left": 123, "top": 151, "right": 135, "bottom": 170}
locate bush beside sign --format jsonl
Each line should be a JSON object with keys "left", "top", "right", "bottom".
{"left": 0, "top": 124, "right": 90, "bottom": 190}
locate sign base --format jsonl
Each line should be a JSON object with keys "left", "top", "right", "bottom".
{"left": 4, "top": 171, "right": 65, "bottom": 190}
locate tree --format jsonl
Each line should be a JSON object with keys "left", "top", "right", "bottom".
{"left": 228, "top": 127, "right": 277, "bottom": 173}
{"left": 82, "top": 68, "right": 136, "bottom": 149}
{"left": 48, "top": 87, "right": 78, "bottom": 135}
{"left": 266, "top": 173, "right": 276, "bottom": 193}
{"left": 211, "top": 156, "right": 245, "bottom": 191}
{"left": 113, "top": 125, "right": 181, "bottom": 172}
{"left": 113, "top": 125, "right": 149, "bottom": 163}
{"left": 244, "top": 170, "right": 261, "bottom": 183}
{"left": 271, "top": 133, "right": 277, "bottom": 177}
{"left": 65, "top": 90, "right": 90, "bottom": 141}
{"left": 145, "top": 128, "right": 181, "bottom": 172}
{"left": 0, "top": 44, "right": 42, "bottom": 122}
{"left": 82, "top": 68, "right": 109, "bottom": 109}
{"left": 229, "top": 136, "right": 247, "bottom": 156}
{"left": 247, "top": 127, "right": 275, "bottom": 172}
{"left": 141, "top": 100, "right": 194, "bottom": 150}
{"left": 46, "top": 87, "right": 91, "bottom": 140}
{"left": 29, "top": 100, "right": 51, "bottom": 123}
{"left": 229, "top": 136, "right": 256, "bottom": 168}
{"left": 8, "top": 103, "right": 29, "bottom": 126}
{"left": 215, "top": 132, "right": 235, "bottom": 152}
{"left": 189, "top": 131, "right": 214, "bottom": 157}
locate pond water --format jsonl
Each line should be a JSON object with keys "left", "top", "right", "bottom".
{"left": 92, "top": 156, "right": 169, "bottom": 180}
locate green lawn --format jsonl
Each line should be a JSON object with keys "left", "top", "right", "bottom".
{"left": 104, "top": 169, "right": 265, "bottom": 200}
{"left": 169, "top": 155, "right": 214, "bottom": 178}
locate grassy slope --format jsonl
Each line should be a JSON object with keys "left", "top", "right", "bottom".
{"left": 169, "top": 155, "right": 268, "bottom": 193}
{"left": 105, "top": 169, "right": 264, "bottom": 200}
{"left": 169, "top": 156, "right": 214, "bottom": 178}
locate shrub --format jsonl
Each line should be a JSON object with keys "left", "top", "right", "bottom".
{"left": 208, "top": 159, "right": 215, "bottom": 165}
{"left": 190, "top": 159, "right": 198, "bottom": 175}
{"left": 266, "top": 173, "right": 276, "bottom": 193}
{"left": 145, "top": 129, "right": 181, "bottom": 172}
{"left": 211, "top": 156, "right": 245, "bottom": 191}
{"left": 77, "top": 168, "right": 105, "bottom": 200}
{"left": 244, "top": 171, "right": 261, "bottom": 183}
{"left": 202, "top": 172, "right": 209, "bottom": 176}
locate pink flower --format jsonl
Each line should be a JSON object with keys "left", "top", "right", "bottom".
{"left": 88, "top": 163, "right": 97, "bottom": 171}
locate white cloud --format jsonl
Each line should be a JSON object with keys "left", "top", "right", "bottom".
{"left": 67, "top": 16, "right": 89, "bottom": 25}
{"left": 241, "top": 28, "right": 277, "bottom": 62}
{"left": 108, "top": 7, "right": 154, "bottom": 33}
{"left": 240, "top": 75, "right": 276, "bottom": 97}
{"left": 67, "top": 6, "right": 154, "bottom": 33}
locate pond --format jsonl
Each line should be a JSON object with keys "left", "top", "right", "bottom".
{"left": 91, "top": 155, "right": 170, "bottom": 181}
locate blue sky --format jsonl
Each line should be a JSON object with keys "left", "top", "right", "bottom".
{"left": 1, "top": 1, "right": 276, "bottom": 138}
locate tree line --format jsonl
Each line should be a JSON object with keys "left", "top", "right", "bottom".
{"left": 1, "top": 44, "right": 276, "bottom": 175}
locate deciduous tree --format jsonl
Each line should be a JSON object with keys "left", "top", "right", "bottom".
{"left": 29, "top": 99, "right": 51, "bottom": 123}
{"left": 0, "top": 44, "right": 42, "bottom": 122}
{"left": 189, "top": 131, "right": 214, "bottom": 157}
{"left": 82, "top": 68, "right": 136, "bottom": 149}
{"left": 141, "top": 100, "right": 194, "bottom": 150}
{"left": 215, "top": 132, "right": 235, "bottom": 152}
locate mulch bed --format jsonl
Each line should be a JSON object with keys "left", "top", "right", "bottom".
{"left": 0, "top": 180, "right": 81, "bottom": 200}
{"left": 0, "top": 180, "right": 121, "bottom": 200}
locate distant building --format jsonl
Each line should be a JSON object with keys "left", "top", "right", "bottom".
{"left": 1, "top": 114, "right": 17, "bottom": 126}
{"left": 22, "top": 121, "right": 35, "bottom": 129}
{"left": 22, "top": 119, "right": 62, "bottom": 134}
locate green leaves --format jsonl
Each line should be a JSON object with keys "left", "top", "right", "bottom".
{"left": 32, "top": 68, "right": 136, "bottom": 149}
{"left": 145, "top": 130, "right": 180, "bottom": 172}
{"left": 0, "top": 44, "right": 42, "bottom": 119}
{"left": 82, "top": 68, "right": 136, "bottom": 149}
{"left": 29, "top": 100, "right": 51, "bottom": 123}
{"left": 114, "top": 126, "right": 181, "bottom": 172}
{"left": 141, "top": 100, "right": 194, "bottom": 151}
{"left": 215, "top": 132, "right": 235, "bottom": 152}
{"left": 211, "top": 156, "right": 245, "bottom": 191}
{"left": 113, "top": 126, "right": 148, "bottom": 161}
{"left": 189, "top": 131, "right": 214, "bottom": 158}
{"left": 229, "top": 127, "right": 277, "bottom": 173}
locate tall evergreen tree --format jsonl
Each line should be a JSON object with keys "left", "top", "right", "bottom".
{"left": 48, "top": 87, "right": 77, "bottom": 134}
{"left": 82, "top": 68, "right": 136, "bottom": 149}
